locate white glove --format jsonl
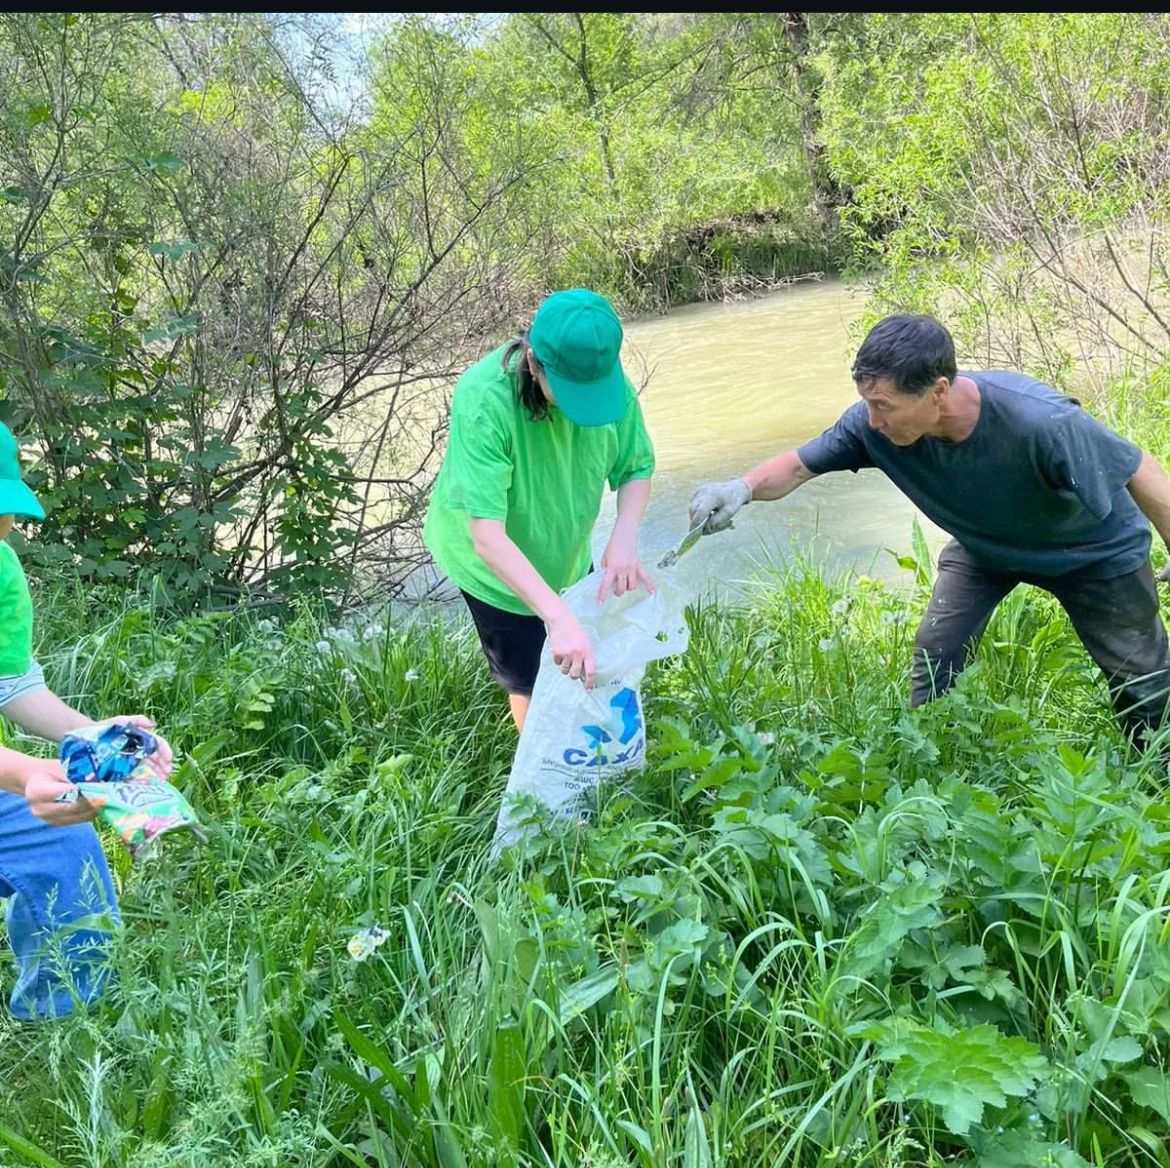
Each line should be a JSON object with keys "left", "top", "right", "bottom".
{"left": 688, "top": 478, "right": 751, "bottom": 533}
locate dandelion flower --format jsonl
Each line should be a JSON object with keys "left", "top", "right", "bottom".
{"left": 404, "top": 668, "right": 419, "bottom": 682}
{"left": 830, "top": 598, "right": 850, "bottom": 616}
{"left": 315, "top": 640, "right": 332, "bottom": 655}
{"left": 818, "top": 638, "right": 835, "bottom": 652}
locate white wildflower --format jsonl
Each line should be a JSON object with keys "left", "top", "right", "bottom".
{"left": 346, "top": 924, "right": 389, "bottom": 962}
{"left": 404, "top": 668, "right": 419, "bottom": 682}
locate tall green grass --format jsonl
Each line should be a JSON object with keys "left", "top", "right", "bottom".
{"left": 1, "top": 546, "right": 1169, "bottom": 1167}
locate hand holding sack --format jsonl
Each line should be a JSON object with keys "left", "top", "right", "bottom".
{"left": 492, "top": 568, "right": 690, "bottom": 856}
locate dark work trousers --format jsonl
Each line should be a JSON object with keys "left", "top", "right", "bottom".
{"left": 911, "top": 539, "right": 1170, "bottom": 746}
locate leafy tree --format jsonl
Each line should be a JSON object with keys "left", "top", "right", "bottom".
{"left": 0, "top": 12, "right": 539, "bottom": 601}
{"left": 818, "top": 13, "right": 1170, "bottom": 392}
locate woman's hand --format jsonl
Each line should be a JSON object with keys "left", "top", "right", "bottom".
{"left": 22, "top": 758, "right": 99, "bottom": 827}
{"left": 91, "top": 715, "right": 175, "bottom": 779}
{"left": 546, "top": 609, "right": 597, "bottom": 689}
{"left": 598, "top": 531, "right": 654, "bottom": 602}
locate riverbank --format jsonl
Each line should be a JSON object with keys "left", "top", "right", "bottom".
{"left": 2, "top": 563, "right": 1165, "bottom": 1167}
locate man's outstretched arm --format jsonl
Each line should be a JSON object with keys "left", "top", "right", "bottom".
{"left": 688, "top": 450, "right": 818, "bottom": 531}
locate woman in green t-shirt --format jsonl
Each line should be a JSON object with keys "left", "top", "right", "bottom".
{"left": 423, "top": 289, "right": 656, "bottom": 731}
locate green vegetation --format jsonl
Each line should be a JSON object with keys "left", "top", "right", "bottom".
{"left": 2, "top": 13, "right": 1169, "bottom": 596}
{"left": 4, "top": 10, "right": 1170, "bottom": 1165}
{"left": 2, "top": 541, "right": 1169, "bottom": 1166}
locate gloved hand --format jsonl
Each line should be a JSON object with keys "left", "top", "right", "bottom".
{"left": 1157, "top": 563, "right": 1170, "bottom": 585}
{"left": 689, "top": 478, "right": 752, "bottom": 533}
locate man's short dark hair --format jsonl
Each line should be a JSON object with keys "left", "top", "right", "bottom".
{"left": 851, "top": 314, "right": 958, "bottom": 397}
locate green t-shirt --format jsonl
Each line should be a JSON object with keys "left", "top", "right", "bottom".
{"left": 0, "top": 542, "right": 33, "bottom": 677}
{"left": 423, "top": 344, "right": 656, "bottom": 615}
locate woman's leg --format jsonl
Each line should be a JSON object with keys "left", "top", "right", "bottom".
{"left": 460, "top": 591, "right": 547, "bottom": 731}
{"left": 0, "top": 790, "right": 120, "bottom": 1019}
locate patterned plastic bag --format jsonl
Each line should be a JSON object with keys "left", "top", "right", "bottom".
{"left": 58, "top": 723, "right": 204, "bottom": 861}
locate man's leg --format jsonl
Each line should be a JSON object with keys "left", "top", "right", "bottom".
{"left": 911, "top": 540, "right": 1017, "bottom": 706}
{"left": 1049, "top": 563, "right": 1170, "bottom": 747}
{"left": 0, "top": 790, "right": 120, "bottom": 1020}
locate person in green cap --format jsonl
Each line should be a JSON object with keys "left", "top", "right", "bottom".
{"left": 0, "top": 421, "right": 173, "bottom": 1019}
{"left": 423, "top": 288, "right": 656, "bottom": 731}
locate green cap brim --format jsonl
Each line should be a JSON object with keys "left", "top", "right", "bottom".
{"left": 0, "top": 480, "right": 45, "bottom": 520}
{"left": 545, "top": 362, "right": 628, "bottom": 427}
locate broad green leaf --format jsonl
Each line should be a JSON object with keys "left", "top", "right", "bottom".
{"left": 655, "top": 919, "right": 709, "bottom": 955}
{"left": 432, "top": 1122, "right": 467, "bottom": 1168}
{"left": 487, "top": 1021, "right": 525, "bottom": 1163}
{"left": 0, "top": 1124, "right": 68, "bottom": 1168}
{"left": 558, "top": 966, "right": 618, "bottom": 1023}
{"left": 841, "top": 878, "right": 943, "bottom": 980}
{"left": 1123, "top": 1067, "right": 1170, "bottom": 1123}
{"left": 615, "top": 874, "right": 664, "bottom": 902}
{"left": 683, "top": 1080, "right": 713, "bottom": 1168}
{"left": 973, "top": 1131, "right": 1092, "bottom": 1168}
{"left": 333, "top": 1013, "right": 413, "bottom": 1102}
{"left": 871, "top": 1021, "right": 1050, "bottom": 1135}
{"left": 617, "top": 1119, "right": 653, "bottom": 1153}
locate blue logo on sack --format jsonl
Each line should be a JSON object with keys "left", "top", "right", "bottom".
{"left": 563, "top": 687, "right": 644, "bottom": 766}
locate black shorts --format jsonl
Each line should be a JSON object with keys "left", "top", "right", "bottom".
{"left": 460, "top": 591, "right": 547, "bottom": 696}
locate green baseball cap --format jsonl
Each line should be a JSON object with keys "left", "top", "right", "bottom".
{"left": 528, "top": 288, "right": 628, "bottom": 427}
{"left": 0, "top": 422, "right": 45, "bottom": 520}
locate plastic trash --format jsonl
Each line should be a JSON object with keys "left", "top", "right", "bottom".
{"left": 57, "top": 723, "right": 205, "bottom": 861}
{"left": 491, "top": 567, "right": 690, "bottom": 855}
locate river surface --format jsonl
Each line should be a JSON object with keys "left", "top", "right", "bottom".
{"left": 594, "top": 278, "right": 948, "bottom": 600}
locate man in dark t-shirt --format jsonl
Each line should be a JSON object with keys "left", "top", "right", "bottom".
{"left": 687, "top": 314, "right": 1170, "bottom": 746}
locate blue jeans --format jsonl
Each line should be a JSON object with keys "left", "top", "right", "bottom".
{"left": 0, "top": 790, "right": 120, "bottom": 1019}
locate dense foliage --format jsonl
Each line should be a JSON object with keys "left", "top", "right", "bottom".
{"left": 3, "top": 12, "right": 1170, "bottom": 1165}
{"left": 2, "top": 13, "right": 1169, "bottom": 596}
{"left": 3, "top": 550, "right": 1169, "bottom": 1166}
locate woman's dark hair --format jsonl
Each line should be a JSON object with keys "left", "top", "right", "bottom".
{"left": 501, "top": 335, "right": 549, "bottom": 421}
{"left": 851, "top": 314, "right": 958, "bottom": 397}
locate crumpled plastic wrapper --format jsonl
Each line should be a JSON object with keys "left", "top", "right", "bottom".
{"left": 57, "top": 722, "right": 204, "bottom": 861}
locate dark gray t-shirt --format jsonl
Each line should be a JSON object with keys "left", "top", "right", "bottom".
{"left": 797, "top": 370, "right": 1148, "bottom": 578}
